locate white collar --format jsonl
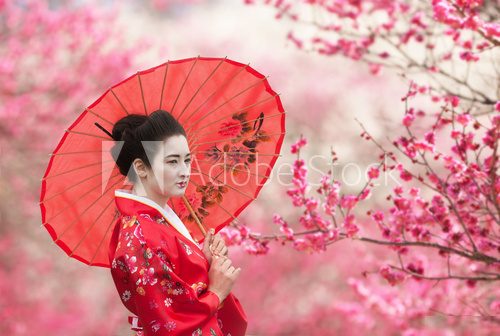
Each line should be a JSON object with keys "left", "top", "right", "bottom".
{"left": 114, "top": 189, "right": 198, "bottom": 245}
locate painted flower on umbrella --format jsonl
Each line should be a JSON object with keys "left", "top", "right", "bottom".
{"left": 206, "top": 111, "right": 270, "bottom": 167}
{"left": 218, "top": 120, "right": 242, "bottom": 137}
{"left": 196, "top": 182, "right": 229, "bottom": 218}
{"left": 178, "top": 182, "right": 229, "bottom": 224}
{"left": 177, "top": 192, "right": 203, "bottom": 222}
{"left": 205, "top": 144, "right": 249, "bottom": 170}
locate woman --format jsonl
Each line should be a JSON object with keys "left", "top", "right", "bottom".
{"left": 108, "top": 110, "right": 248, "bottom": 336}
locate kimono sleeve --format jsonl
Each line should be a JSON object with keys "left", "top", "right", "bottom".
{"left": 110, "top": 220, "right": 221, "bottom": 335}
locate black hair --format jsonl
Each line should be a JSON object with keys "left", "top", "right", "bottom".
{"left": 110, "top": 109, "right": 187, "bottom": 183}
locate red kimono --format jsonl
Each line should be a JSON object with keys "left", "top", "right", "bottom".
{"left": 109, "top": 189, "right": 248, "bottom": 336}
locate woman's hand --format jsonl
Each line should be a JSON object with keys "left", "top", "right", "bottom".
{"left": 202, "top": 228, "right": 229, "bottom": 265}
{"left": 207, "top": 255, "right": 241, "bottom": 304}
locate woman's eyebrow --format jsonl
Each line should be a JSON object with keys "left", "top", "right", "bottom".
{"left": 164, "top": 152, "right": 192, "bottom": 158}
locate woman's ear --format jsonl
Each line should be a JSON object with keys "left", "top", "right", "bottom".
{"left": 132, "top": 158, "right": 148, "bottom": 179}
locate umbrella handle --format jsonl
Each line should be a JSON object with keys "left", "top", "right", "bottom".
{"left": 181, "top": 195, "right": 207, "bottom": 240}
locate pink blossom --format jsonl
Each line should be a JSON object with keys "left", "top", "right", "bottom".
{"left": 424, "top": 131, "right": 435, "bottom": 145}
{"left": 400, "top": 170, "right": 413, "bottom": 181}
{"left": 367, "top": 166, "right": 380, "bottom": 179}
{"left": 340, "top": 195, "right": 358, "bottom": 210}
{"left": 343, "top": 214, "right": 359, "bottom": 237}
{"left": 290, "top": 134, "right": 307, "bottom": 154}
{"left": 379, "top": 265, "right": 406, "bottom": 286}
{"left": 243, "top": 239, "right": 270, "bottom": 255}
{"left": 219, "top": 226, "right": 243, "bottom": 245}
{"left": 273, "top": 214, "right": 295, "bottom": 241}
{"left": 402, "top": 113, "right": 415, "bottom": 127}
{"left": 490, "top": 300, "right": 500, "bottom": 314}
{"left": 413, "top": 140, "right": 434, "bottom": 152}
{"left": 359, "top": 188, "right": 371, "bottom": 200}
{"left": 292, "top": 238, "right": 311, "bottom": 252}
{"left": 369, "top": 63, "right": 382, "bottom": 75}
{"left": 371, "top": 211, "right": 385, "bottom": 222}
{"left": 305, "top": 197, "right": 319, "bottom": 212}
{"left": 459, "top": 51, "right": 479, "bottom": 62}
{"left": 449, "top": 95, "right": 460, "bottom": 107}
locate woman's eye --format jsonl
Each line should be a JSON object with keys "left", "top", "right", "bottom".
{"left": 166, "top": 159, "right": 191, "bottom": 164}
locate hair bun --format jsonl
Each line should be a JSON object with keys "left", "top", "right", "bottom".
{"left": 111, "top": 114, "right": 148, "bottom": 141}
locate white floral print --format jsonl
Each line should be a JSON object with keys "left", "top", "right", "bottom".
{"left": 139, "top": 213, "right": 153, "bottom": 221}
{"left": 164, "top": 321, "right": 176, "bottom": 331}
{"left": 141, "top": 267, "right": 158, "bottom": 286}
{"left": 150, "top": 321, "right": 161, "bottom": 332}
{"left": 164, "top": 297, "right": 173, "bottom": 307}
{"left": 125, "top": 254, "right": 138, "bottom": 273}
{"left": 121, "top": 290, "right": 131, "bottom": 302}
{"left": 180, "top": 241, "right": 193, "bottom": 255}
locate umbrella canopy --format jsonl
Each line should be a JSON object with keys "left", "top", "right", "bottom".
{"left": 40, "top": 56, "right": 286, "bottom": 267}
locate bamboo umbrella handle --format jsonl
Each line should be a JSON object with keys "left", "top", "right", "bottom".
{"left": 181, "top": 195, "right": 206, "bottom": 242}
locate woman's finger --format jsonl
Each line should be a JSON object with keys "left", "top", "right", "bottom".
{"left": 220, "top": 246, "right": 228, "bottom": 256}
{"left": 215, "top": 235, "right": 227, "bottom": 251}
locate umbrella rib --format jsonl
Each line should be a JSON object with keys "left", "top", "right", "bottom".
{"left": 193, "top": 157, "right": 270, "bottom": 179}
{"left": 51, "top": 149, "right": 281, "bottom": 157}
{"left": 171, "top": 56, "right": 200, "bottom": 114}
{"left": 65, "top": 129, "right": 113, "bottom": 140}
{"left": 193, "top": 150, "right": 282, "bottom": 157}
{"left": 181, "top": 63, "right": 250, "bottom": 124}
{"left": 85, "top": 108, "right": 114, "bottom": 126}
{"left": 185, "top": 92, "right": 278, "bottom": 134}
{"left": 89, "top": 209, "right": 120, "bottom": 266}
{"left": 50, "top": 149, "right": 107, "bottom": 156}
{"left": 190, "top": 112, "right": 284, "bottom": 142}
{"left": 110, "top": 89, "right": 129, "bottom": 115}
{"left": 210, "top": 198, "right": 243, "bottom": 226}
{"left": 69, "top": 195, "right": 117, "bottom": 258}
{"left": 185, "top": 77, "right": 269, "bottom": 133}
{"left": 177, "top": 57, "right": 227, "bottom": 121}
{"left": 190, "top": 167, "right": 256, "bottom": 201}
{"left": 137, "top": 73, "right": 148, "bottom": 115}
{"left": 54, "top": 175, "right": 125, "bottom": 244}
{"left": 159, "top": 62, "right": 170, "bottom": 110}
{"left": 42, "top": 158, "right": 115, "bottom": 180}
{"left": 190, "top": 131, "right": 286, "bottom": 148}
{"left": 41, "top": 170, "right": 122, "bottom": 215}
{"left": 41, "top": 169, "right": 120, "bottom": 203}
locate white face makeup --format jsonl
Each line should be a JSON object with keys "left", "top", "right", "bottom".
{"left": 136, "top": 134, "right": 191, "bottom": 202}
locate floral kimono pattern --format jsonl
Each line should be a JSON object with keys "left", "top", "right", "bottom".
{"left": 109, "top": 189, "right": 248, "bottom": 336}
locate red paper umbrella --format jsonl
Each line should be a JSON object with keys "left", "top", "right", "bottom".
{"left": 40, "top": 56, "right": 286, "bottom": 268}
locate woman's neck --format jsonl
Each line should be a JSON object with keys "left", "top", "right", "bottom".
{"left": 132, "top": 183, "right": 169, "bottom": 209}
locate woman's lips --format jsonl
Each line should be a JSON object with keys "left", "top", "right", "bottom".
{"left": 176, "top": 182, "right": 187, "bottom": 188}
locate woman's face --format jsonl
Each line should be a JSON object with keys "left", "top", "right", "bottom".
{"left": 142, "top": 134, "right": 191, "bottom": 199}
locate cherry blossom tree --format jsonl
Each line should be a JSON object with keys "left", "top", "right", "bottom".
{"left": 217, "top": 0, "right": 500, "bottom": 333}
{"left": 1, "top": 1, "right": 143, "bottom": 334}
